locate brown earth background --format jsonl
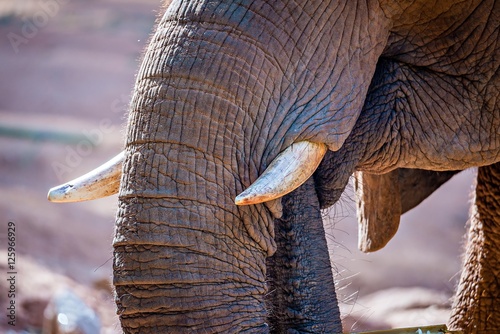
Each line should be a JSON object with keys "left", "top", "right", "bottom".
{"left": 0, "top": 0, "right": 476, "bottom": 332}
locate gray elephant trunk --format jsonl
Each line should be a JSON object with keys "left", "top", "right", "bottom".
{"left": 111, "top": 3, "right": 284, "bottom": 331}
{"left": 112, "top": 12, "right": 280, "bottom": 327}
{"left": 113, "top": 144, "right": 272, "bottom": 332}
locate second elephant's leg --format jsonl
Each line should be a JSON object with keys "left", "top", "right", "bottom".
{"left": 449, "top": 162, "right": 500, "bottom": 332}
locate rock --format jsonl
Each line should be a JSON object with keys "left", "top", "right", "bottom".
{"left": 43, "top": 289, "right": 101, "bottom": 334}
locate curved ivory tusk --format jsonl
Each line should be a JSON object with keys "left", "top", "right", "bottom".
{"left": 235, "top": 141, "right": 327, "bottom": 205}
{"left": 47, "top": 151, "right": 124, "bottom": 203}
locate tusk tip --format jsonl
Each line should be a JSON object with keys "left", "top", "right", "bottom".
{"left": 234, "top": 190, "right": 274, "bottom": 206}
{"left": 47, "top": 186, "right": 67, "bottom": 202}
{"left": 234, "top": 194, "right": 251, "bottom": 206}
{"left": 47, "top": 184, "right": 75, "bottom": 203}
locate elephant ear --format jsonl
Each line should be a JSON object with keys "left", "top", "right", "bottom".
{"left": 398, "top": 169, "right": 460, "bottom": 213}
{"left": 355, "top": 169, "right": 459, "bottom": 252}
{"left": 354, "top": 170, "right": 401, "bottom": 253}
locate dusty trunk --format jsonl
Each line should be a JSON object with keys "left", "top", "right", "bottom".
{"left": 112, "top": 3, "right": 279, "bottom": 330}
{"left": 114, "top": 171, "right": 270, "bottom": 332}
{"left": 449, "top": 162, "right": 500, "bottom": 332}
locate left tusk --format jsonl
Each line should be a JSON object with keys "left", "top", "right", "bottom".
{"left": 47, "top": 151, "right": 124, "bottom": 203}
{"left": 235, "top": 141, "right": 327, "bottom": 205}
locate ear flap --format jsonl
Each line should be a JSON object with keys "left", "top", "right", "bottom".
{"left": 355, "top": 169, "right": 459, "bottom": 252}
{"left": 398, "top": 169, "right": 459, "bottom": 214}
{"left": 355, "top": 170, "right": 401, "bottom": 252}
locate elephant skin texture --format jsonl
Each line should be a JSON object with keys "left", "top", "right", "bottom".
{"left": 109, "top": 0, "right": 499, "bottom": 333}
{"left": 449, "top": 162, "right": 500, "bottom": 332}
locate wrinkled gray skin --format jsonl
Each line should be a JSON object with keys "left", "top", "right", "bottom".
{"left": 115, "top": 0, "right": 499, "bottom": 333}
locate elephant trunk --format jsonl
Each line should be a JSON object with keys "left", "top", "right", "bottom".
{"left": 112, "top": 4, "right": 279, "bottom": 330}
{"left": 114, "top": 178, "right": 270, "bottom": 332}
{"left": 113, "top": 130, "right": 277, "bottom": 331}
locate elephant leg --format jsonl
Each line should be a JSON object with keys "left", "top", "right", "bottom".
{"left": 449, "top": 162, "right": 500, "bottom": 332}
{"left": 267, "top": 177, "right": 342, "bottom": 333}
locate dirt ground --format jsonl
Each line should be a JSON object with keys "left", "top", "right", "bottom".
{"left": 0, "top": 0, "right": 476, "bottom": 332}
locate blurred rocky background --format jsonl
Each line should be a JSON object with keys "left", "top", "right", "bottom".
{"left": 0, "top": 0, "right": 475, "bottom": 332}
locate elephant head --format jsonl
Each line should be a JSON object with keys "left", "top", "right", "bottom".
{"left": 49, "top": 0, "right": 499, "bottom": 332}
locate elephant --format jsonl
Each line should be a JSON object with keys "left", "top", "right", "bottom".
{"left": 48, "top": 0, "right": 499, "bottom": 333}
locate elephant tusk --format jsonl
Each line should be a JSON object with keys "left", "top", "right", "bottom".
{"left": 47, "top": 151, "right": 124, "bottom": 203}
{"left": 235, "top": 141, "right": 327, "bottom": 205}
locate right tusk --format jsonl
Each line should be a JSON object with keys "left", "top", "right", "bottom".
{"left": 47, "top": 151, "right": 124, "bottom": 203}
{"left": 235, "top": 141, "right": 327, "bottom": 205}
